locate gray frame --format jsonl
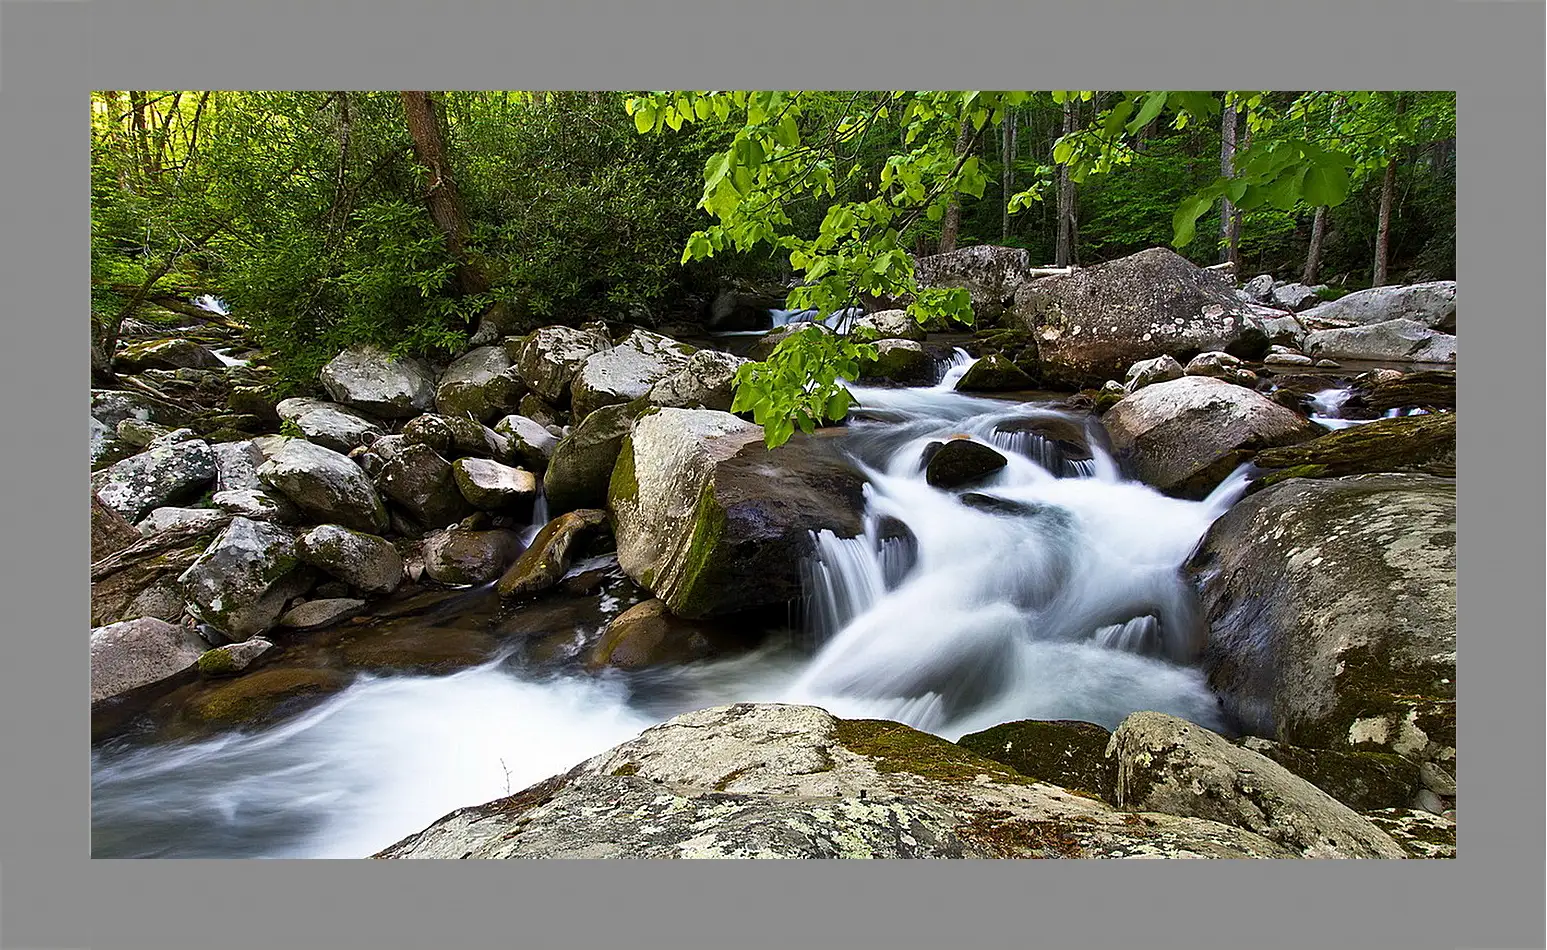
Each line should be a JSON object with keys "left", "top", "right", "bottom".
{"left": 2, "top": 0, "right": 1540, "bottom": 947}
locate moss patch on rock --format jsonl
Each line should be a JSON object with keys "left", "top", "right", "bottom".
{"left": 957, "top": 720, "right": 1118, "bottom": 803}
{"left": 1253, "top": 413, "right": 1455, "bottom": 479}
{"left": 833, "top": 719, "right": 1034, "bottom": 786}
{"left": 178, "top": 667, "right": 349, "bottom": 729}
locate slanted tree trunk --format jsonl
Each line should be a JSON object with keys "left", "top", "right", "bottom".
{"left": 1001, "top": 107, "right": 1016, "bottom": 240}
{"left": 401, "top": 91, "right": 490, "bottom": 299}
{"left": 1371, "top": 98, "right": 1408, "bottom": 287}
{"left": 1302, "top": 206, "right": 1328, "bottom": 284}
{"left": 1220, "top": 97, "right": 1241, "bottom": 270}
{"left": 129, "top": 91, "right": 152, "bottom": 186}
{"left": 1054, "top": 100, "right": 1076, "bottom": 268}
{"left": 937, "top": 119, "right": 976, "bottom": 256}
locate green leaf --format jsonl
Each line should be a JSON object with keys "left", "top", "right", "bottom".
{"left": 775, "top": 113, "right": 800, "bottom": 147}
{"left": 1171, "top": 194, "right": 1215, "bottom": 248}
{"left": 1126, "top": 91, "right": 1168, "bottom": 134}
{"left": 1301, "top": 160, "right": 1349, "bottom": 207}
{"left": 634, "top": 106, "right": 656, "bottom": 134}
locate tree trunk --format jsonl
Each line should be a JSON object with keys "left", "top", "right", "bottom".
{"left": 401, "top": 91, "right": 489, "bottom": 298}
{"left": 1220, "top": 98, "right": 1241, "bottom": 269}
{"left": 1001, "top": 107, "right": 1016, "bottom": 240}
{"left": 1054, "top": 100, "right": 1076, "bottom": 268}
{"left": 1372, "top": 96, "right": 1407, "bottom": 287}
{"left": 937, "top": 119, "right": 975, "bottom": 256}
{"left": 1302, "top": 205, "right": 1328, "bottom": 285}
{"left": 129, "top": 91, "right": 152, "bottom": 185}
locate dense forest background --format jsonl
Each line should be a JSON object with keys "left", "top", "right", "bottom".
{"left": 90, "top": 91, "right": 1456, "bottom": 392}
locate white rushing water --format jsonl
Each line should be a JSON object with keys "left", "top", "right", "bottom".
{"left": 92, "top": 355, "right": 1252, "bottom": 858}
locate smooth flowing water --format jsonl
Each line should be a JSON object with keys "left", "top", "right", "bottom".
{"left": 91, "top": 355, "right": 1252, "bottom": 858}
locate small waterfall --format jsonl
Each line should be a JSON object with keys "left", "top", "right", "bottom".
{"left": 521, "top": 489, "right": 551, "bottom": 545}
{"left": 933, "top": 348, "right": 976, "bottom": 390}
{"left": 194, "top": 294, "right": 230, "bottom": 316}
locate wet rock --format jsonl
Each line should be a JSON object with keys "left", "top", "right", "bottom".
{"left": 1253, "top": 413, "right": 1456, "bottom": 483}
{"left": 1183, "top": 351, "right": 1243, "bottom": 379}
{"left": 337, "top": 627, "right": 499, "bottom": 675}
{"left": 90, "top": 617, "right": 210, "bottom": 704}
{"left": 1237, "top": 737, "right": 1421, "bottom": 812}
{"left": 258, "top": 438, "right": 390, "bottom": 534}
{"left": 113, "top": 338, "right": 225, "bottom": 373}
{"left": 857, "top": 339, "right": 934, "bottom": 385}
{"left": 92, "top": 439, "right": 217, "bottom": 523}
{"left": 1190, "top": 474, "right": 1455, "bottom": 755}
{"left": 542, "top": 402, "right": 638, "bottom": 514}
{"left": 1361, "top": 808, "right": 1455, "bottom": 858}
{"left": 92, "top": 493, "right": 141, "bottom": 562}
{"left": 496, "top": 509, "right": 607, "bottom": 598}
{"left": 424, "top": 528, "right": 525, "bottom": 586}
{"left": 955, "top": 354, "right": 1035, "bottom": 392}
{"left": 91, "top": 417, "right": 134, "bottom": 471}
{"left": 227, "top": 385, "right": 281, "bottom": 426}
{"left": 850, "top": 309, "right": 925, "bottom": 342}
{"left": 1108, "top": 712, "right": 1408, "bottom": 858}
{"left": 280, "top": 597, "right": 367, "bottom": 630}
{"left": 570, "top": 329, "right": 694, "bottom": 422}
{"left": 515, "top": 326, "right": 613, "bottom": 404}
{"left": 610, "top": 409, "right": 867, "bottom": 618}
{"left": 923, "top": 439, "right": 1009, "bottom": 489}
{"left": 1298, "top": 282, "right": 1456, "bottom": 333}
{"left": 178, "top": 517, "right": 317, "bottom": 641}
{"left": 176, "top": 667, "right": 350, "bottom": 730}
{"left": 195, "top": 637, "right": 274, "bottom": 676}
{"left": 135, "top": 506, "right": 229, "bottom": 536}
{"left": 1122, "top": 354, "right": 1184, "bottom": 393}
{"left": 1271, "top": 282, "right": 1322, "bottom": 312}
{"left": 377, "top": 703, "right": 1295, "bottom": 860}
{"left": 275, "top": 397, "right": 384, "bottom": 453}
{"left": 376, "top": 442, "right": 473, "bottom": 528}
{"left": 1102, "top": 376, "right": 1320, "bottom": 498}
{"left": 493, "top": 414, "right": 560, "bottom": 470}
{"left": 647, "top": 349, "right": 749, "bottom": 411}
{"left": 319, "top": 344, "right": 436, "bottom": 418}
{"left": 1010, "top": 247, "right": 1284, "bottom": 387}
{"left": 1263, "top": 352, "right": 1314, "bottom": 366}
{"left": 297, "top": 524, "right": 404, "bottom": 595}
{"left": 958, "top": 720, "right": 1117, "bottom": 803}
{"left": 1304, "top": 319, "right": 1456, "bottom": 363}
{"left": 211, "top": 488, "right": 302, "bottom": 524}
{"left": 435, "top": 345, "right": 525, "bottom": 422}
{"left": 585, "top": 598, "right": 754, "bottom": 671}
{"left": 452, "top": 458, "right": 538, "bottom": 510}
{"left": 1352, "top": 369, "right": 1455, "bottom": 412}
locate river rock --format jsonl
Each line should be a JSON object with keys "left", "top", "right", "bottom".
{"left": 495, "top": 509, "right": 607, "bottom": 598}
{"left": 570, "top": 329, "right": 694, "bottom": 422}
{"left": 1242, "top": 274, "right": 1275, "bottom": 303}
{"left": 423, "top": 528, "right": 525, "bottom": 586}
{"left": 211, "top": 440, "right": 267, "bottom": 492}
{"left": 1010, "top": 247, "right": 1283, "bottom": 387}
{"left": 280, "top": 598, "right": 367, "bottom": 630}
{"left": 1122, "top": 354, "right": 1184, "bottom": 393}
{"left": 1299, "top": 282, "right": 1456, "bottom": 333}
{"left": 515, "top": 326, "right": 613, "bottom": 403}
{"left": 376, "top": 703, "right": 1295, "bottom": 860}
{"left": 913, "top": 244, "right": 1034, "bottom": 322}
{"left": 90, "top": 617, "right": 210, "bottom": 704}
{"left": 178, "top": 517, "right": 317, "bottom": 641}
{"left": 376, "top": 442, "right": 473, "bottom": 528}
{"left": 1253, "top": 413, "right": 1456, "bottom": 482}
{"left": 135, "top": 506, "right": 229, "bottom": 537}
{"left": 1190, "top": 474, "right": 1455, "bottom": 756}
{"left": 858, "top": 339, "right": 933, "bottom": 385}
{"left": 1263, "top": 352, "right": 1314, "bottom": 366}
{"left": 257, "top": 439, "right": 389, "bottom": 534}
{"left": 1237, "top": 737, "right": 1421, "bottom": 812}
{"left": 400, "top": 415, "right": 457, "bottom": 456}
{"left": 1352, "top": 370, "right": 1455, "bottom": 412}
{"left": 1183, "top": 351, "right": 1243, "bottom": 379}
{"left": 176, "top": 667, "right": 351, "bottom": 730}
{"left": 297, "top": 524, "right": 404, "bottom": 595}
{"left": 493, "top": 414, "right": 559, "bottom": 470}
{"left": 922, "top": 438, "right": 1009, "bottom": 489}
{"left": 958, "top": 719, "right": 1117, "bottom": 803}
{"left": 91, "top": 516, "right": 231, "bottom": 627}
{"left": 585, "top": 598, "right": 754, "bottom": 671}
{"left": 1304, "top": 319, "right": 1456, "bottom": 363}
{"left": 91, "top": 389, "right": 185, "bottom": 429}
{"left": 114, "top": 418, "right": 173, "bottom": 448}
{"left": 542, "top": 403, "right": 637, "bottom": 514}
{"left": 435, "top": 345, "right": 524, "bottom": 422}
{"left": 1107, "top": 711, "right": 1407, "bottom": 858}
{"left": 1101, "top": 376, "right": 1320, "bottom": 498}
{"left": 318, "top": 344, "right": 437, "bottom": 418}
{"left": 275, "top": 397, "right": 384, "bottom": 453}
{"left": 1361, "top": 808, "right": 1455, "bottom": 859}
{"left": 647, "top": 349, "right": 748, "bottom": 411}
{"left": 92, "top": 494, "right": 141, "bottom": 562}
{"left": 1271, "top": 282, "right": 1322, "bottom": 312}
{"left": 195, "top": 637, "right": 275, "bottom": 676}
{"left": 610, "top": 409, "right": 867, "bottom": 618}
{"left": 212, "top": 489, "right": 301, "bottom": 523}
{"left": 452, "top": 458, "right": 538, "bottom": 510}
{"left": 113, "top": 338, "right": 225, "bottom": 374}
{"left": 91, "top": 417, "right": 134, "bottom": 471}
{"left": 850, "top": 309, "right": 926, "bottom": 342}
{"left": 955, "top": 354, "right": 1035, "bottom": 392}
{"left": 92, "top": 439, "right": 217, "bottom": 523}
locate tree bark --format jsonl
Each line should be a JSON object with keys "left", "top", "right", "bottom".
{"left": 401, "top": 91, "right": 490, "bottom": 298}
{"left": 1001, "top": 107, "right": 1016, "bottom": 241}
{"left": 1371, "top": 96, "right": 1407, "bottom": 287}
{"left": 937, "top": 119, "right": 976, "bottom": 255}
{"left": 1220, "top": 98, "right": 1241, "bottom": 269}
{"left": 1054, "top": 100, "right": 1076, "bottom": 268}
{"left": 1302, "top": 205, "right": 1328, "bottom": 285}
{"left": 129, "top": 91, "right": 152, "bottom": 185}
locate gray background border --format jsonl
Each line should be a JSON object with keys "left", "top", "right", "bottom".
{"left": 1, "top": 0, "right": 1540, "bottom": 947}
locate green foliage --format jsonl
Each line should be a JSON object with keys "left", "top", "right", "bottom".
{"left": 728, "top": 325, "right": 877, "bottom": 448}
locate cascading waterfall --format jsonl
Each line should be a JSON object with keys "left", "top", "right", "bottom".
{"left": 91, "top": 350, "right": 1253, "bottom": 858}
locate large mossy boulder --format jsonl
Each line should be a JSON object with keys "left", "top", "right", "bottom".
{"left": 435, "top": 345, "right": 525, "bottom": 422}
{"left": 178, "top": 517, "right": 317, "bottom": 641}
{"left": 90, "top": 617, "right": 210, "bottom": 704}
{"left": 257, "top": 438, "right": 390, "bottom": 534}
{"left": 913, "top": 244, "right": 1035, "bottom": 323}
{"left": 542, "top": 402, "right": 638, "bottom": 514}
{"left": 112, "top": 338, "right": 225, "bottom": 374}
{"left": 1009, "top": 247, "right": 1283, "bottom": 387}
{"left": 318, "top": 344, "right": 437, "bottom": 418}
{"left": 954, "top": 354, "right": 1035, "bottom": 392}
{"left": 423, "top": 528, "right": 525, "bottom": 586}
{"left": 495, "top": 509, "right": 607, "bottom": 598}
{"left": 569, "top": 329, "right": 694, "bottom": 422}
{"left": 377, "top": 703, "right": 1296, "bottom": 859}
{"left": 514, "top": 326, "right": 612, "bottom": 404}
{"left": 646, "top": 349, "right": 748, "bottom": 411}
{"left": 1107, "top": 711, "right": 1408, "bottom": 858}
{"left": 92, "top": 439, "right": 217, "bottom": 523}
{"left": 1352, "top": 370, "right": 1455, "bottom": 412}
{"left": 452, "top": 457, "right": 538, "bottom": 510}
{"left": 1303, "top": 319, "right": 1456, "bottom": 363}
{"left": 375, "top": 442, "right": 473, "bottom": 528}
{"left": 609, "top": 409, "right": 866, "bottom": 618}
{"left": 857, "top": 339, "right": 934, "bottom": 386}
{"left": 175, "top": 667, "right": 351, "bottom": 730}
{"left": 274, "top": 397, "right": 384, "bottom": 454}
{"left": 957, "top": 720, "right": 1117, "bottom": 803}
{"left": 1189, "top": 474, "right": 1456, "bottom": 760}
{"left": 1101, "top": 376, "right": 1321, "bottom": 498}
{"left": 1252, "top": 413, "right": 1456, "bottom": 484}
{"left": 1236, "top": 737, "right": 1421, "bottom": 813}
{"left": 585, "top": 598, "right": 756, "bottom": 671}
{"left": 296, "top": 524, "right": 404, "bottom": 595}
{"left": 493, "top": 414, "right": 560, "bottom": 470}
{"left": 922, "top": 438, "right": 1008, "bottom": 489}
{"left": 1298, "top": 281, "right": 1456, "bottom": 333}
